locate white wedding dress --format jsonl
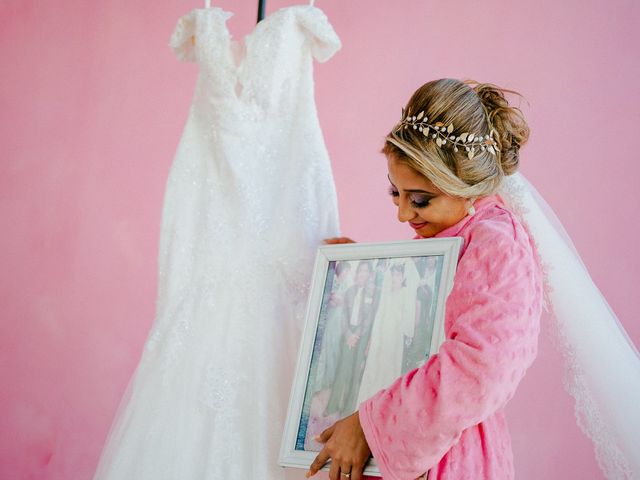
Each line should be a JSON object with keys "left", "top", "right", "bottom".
{"left": 94, "top": 3, "right": 340, "bottom": 479}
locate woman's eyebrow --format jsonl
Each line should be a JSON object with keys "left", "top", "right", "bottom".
{"left": 406, "top": 189, "right": 436, "bottom": 195}
{"left": 387, "top": 175, "right": 437, "bottom": 194}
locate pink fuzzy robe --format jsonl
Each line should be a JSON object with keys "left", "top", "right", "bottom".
{"left": 359, "top": 195, "right": 543, "bottom": 480}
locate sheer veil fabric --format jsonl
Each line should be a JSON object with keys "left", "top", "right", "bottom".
{"left": 498, "top": 173, "right": 640, "bottom": 479}
{"left": 94, "top": 4, "right": 340, "bottom": 479}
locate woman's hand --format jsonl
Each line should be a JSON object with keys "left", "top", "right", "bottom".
{"left": 306, "top": 411, "right": 371, "bottom": 480}
{"left": 324, "top": 237, "right": 357, "bottom": 244}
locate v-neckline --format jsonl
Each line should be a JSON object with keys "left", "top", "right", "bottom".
{"left": 207, "top": 6, "right": 275, "bottom": 99}
{"left": 213, "top": 7, "right": 264, "bottom": 56}
{"left": 198, "top": 5, "right": 315, "bottom": 101}
{"left": 206, "top": 5, "right": 311, "bottom": 100}
{"left": 210, "top": 5, "right": 306, "bottom": 56}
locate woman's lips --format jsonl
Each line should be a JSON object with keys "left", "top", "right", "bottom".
{"left": 410, "top": 221, "right": 428, "bottom": 229}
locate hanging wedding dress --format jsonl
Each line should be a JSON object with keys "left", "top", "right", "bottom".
{"left": 94, "top": 3, "right": 340, "bottom": 479}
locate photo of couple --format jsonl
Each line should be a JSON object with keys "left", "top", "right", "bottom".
{"left": 296, "top": 255, "right": 444, "bottom": 451}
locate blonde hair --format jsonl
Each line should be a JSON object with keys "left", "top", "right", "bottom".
{"left": 383, "top": 78, "right": 530, "bottom": 198}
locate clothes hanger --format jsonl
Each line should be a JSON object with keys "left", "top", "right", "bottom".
{"left": 203, "top": 1, "right": 266, "bottom": 24}
{"left": 257, "top": 0, "right": 266, "bottom": 23}
{"left": 257, "top": 0, "right": 316, "bottom": 23}
{"left": 200, "top": 1, "right": 315, "bottom": 26}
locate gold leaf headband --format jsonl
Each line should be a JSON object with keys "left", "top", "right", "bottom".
{"left": 395, "top": 109, "right": 498, "bottom": 160}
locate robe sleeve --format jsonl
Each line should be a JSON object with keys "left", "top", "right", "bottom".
{"left": 359, "top": 217, "right": 542, "bottom": 480}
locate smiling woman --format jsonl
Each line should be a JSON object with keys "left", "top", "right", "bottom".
{"left": 316, "top": 76, "right": 640, "bottom": 480}
{"left": 313, "top": 78, "right": 543, "bottom": 480}
{"left": 386, "top": 165, "right": 469, "bottom": 239}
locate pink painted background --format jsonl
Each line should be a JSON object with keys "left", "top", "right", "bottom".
{"left": 1, "top": 0, "right": 638, "bottom": 478}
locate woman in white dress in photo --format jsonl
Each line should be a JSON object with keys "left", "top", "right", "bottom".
{"left": 356, "top": 259, "right": 420, "bottom": 406}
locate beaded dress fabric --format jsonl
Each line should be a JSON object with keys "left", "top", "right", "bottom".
{"left": 94, "top": 5, "right": 340, "bottom": 479}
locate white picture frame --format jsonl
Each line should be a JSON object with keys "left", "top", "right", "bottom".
{"left": 279, "top": 237, "right": 462, "bottom": 477}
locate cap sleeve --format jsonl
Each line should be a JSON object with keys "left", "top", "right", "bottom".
{"left": 169, "top": 10, "right": 197, "bottom": 62}
{"left": 297, "top": 6, "right": 341, "bottom": 62}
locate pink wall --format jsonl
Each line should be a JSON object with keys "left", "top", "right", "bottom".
{"left": 1, "top": 0, "right": 638, "bottom": 478}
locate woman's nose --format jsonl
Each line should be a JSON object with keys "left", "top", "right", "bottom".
{"left": 397, "top": 196, "right": 415, "bottom": 223}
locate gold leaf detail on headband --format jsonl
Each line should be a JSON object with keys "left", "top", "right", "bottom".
{"left": 397, "top": 112, "right": 493, "bottom": 156}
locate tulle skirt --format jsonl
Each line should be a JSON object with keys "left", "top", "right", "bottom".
{"left": 94, "top": 266, "right": 306, "bottom": 479}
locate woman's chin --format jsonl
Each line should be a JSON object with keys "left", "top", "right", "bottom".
{"left": 411, "top": 223, "right": 434, "bottom": 238}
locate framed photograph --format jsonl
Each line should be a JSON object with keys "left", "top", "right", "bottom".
{"left": 279, "top": 237, "right": 462, "bottom": 476}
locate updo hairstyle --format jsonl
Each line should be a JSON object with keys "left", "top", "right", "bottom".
{"left": 383, "top": 78, "right": 530, "bottom": 198}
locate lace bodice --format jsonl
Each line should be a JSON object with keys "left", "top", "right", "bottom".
{"left": 170, "top": 6, "right": 339, "bottom": 116}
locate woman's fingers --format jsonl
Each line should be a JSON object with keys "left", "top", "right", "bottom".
{"left": 323, "top": 237, "right": 357, "bottom": 244}
{"left": 309, "top": 414, "right": 370, "bottom": 478}
{"left": 332, "top": 462, "right": 365, "bottom": 480}
{"left": 318, "top": 424, "right": 336, "bottom": 443}
{"left": 327, "top": 460, "right": 341, "bottom": 480}
{"left": 350, "top": 464, "right": 364, "bottom": 480}
{"left": 306, "top": 447, "right": 330, "bottom": 478}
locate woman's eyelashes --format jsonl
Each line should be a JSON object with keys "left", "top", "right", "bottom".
{"left": 388, "top": 186, "right": 432, "bottom": 208}
{"left": 409, "top": 194, "right": 432, "bottom": 209}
